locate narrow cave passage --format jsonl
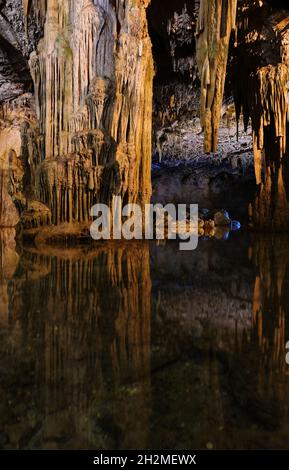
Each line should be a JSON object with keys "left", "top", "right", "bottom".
{"left": 147, "top": 0, "right": 256, "bottom": 230}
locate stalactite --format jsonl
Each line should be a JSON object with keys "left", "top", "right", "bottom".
{"left": 23, "top": 0, "right": 47, "bottom": 28}
{"left": 196, "top": 0, "right": 237, "bottom": 153}
{"left": 26, "top": 0, "right": 153, "bottom": 227}
{"left": 249, "top": 65, "right": 289, "bottom": 229}
{"left": 234, "top": 9, "right": 289, "bottom": 230}
{"left": 166, "top": 4, "right": 198, "bottom": 77}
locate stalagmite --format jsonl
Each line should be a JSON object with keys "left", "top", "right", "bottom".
{"left": 196, "top": 0, "right": 237, "bottom": 153}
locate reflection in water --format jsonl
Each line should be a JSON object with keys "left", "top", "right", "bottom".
{"left": 1, "top": 232, "right": 289, "bottom": 449}
{"left": 0, "top": 229, "right": 19, "bottom": 326}
{"left": 251, "top": 236, "right": 289, "bottom": 372}
{"left": 0, "top": 240, "right": 151, "bottom": 449}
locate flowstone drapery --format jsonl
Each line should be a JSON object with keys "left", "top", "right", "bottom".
{"left": 24, "top": 0, "right": 154, "bottom": 225}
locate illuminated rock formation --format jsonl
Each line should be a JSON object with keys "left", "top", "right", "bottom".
{"left": 235, "top": 8, "right": 289, "bottom": 230}
{"left": 196, "top": 2, "right": 289, "bottom": 230}
{"left": 24, "top": 0, "right": 153, "bottom": 226}
{"left": 2, "top": 0, "right": 289, "bottom": 232}
{"left": 196, "top": 0, "right": 237, "bottom": 153}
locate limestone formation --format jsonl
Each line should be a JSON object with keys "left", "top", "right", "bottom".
{"left": 25, "top": 0, "right": 153, "bottom": 226}
{"left": 1, "top": 1, "right": 289, "bottom": 232}
{"left": 194, "top": 2, "right": 289, "bottom": 230}
{"left": 235, "top": 10, "right": 289, "bottom": 230}
{"left": 0, "top": 0, "right": 154, "bottom": 231}
{"left": 196, "top": 0, "right": 237, "bottom": 153}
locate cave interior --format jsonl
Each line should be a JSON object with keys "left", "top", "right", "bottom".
{"left": 0, "top": 0, "right": 289, "bottom": 235}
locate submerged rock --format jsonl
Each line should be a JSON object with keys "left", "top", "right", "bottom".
{"left": 196, "top": 208, "right": 241, "bottom": 239}
{"left": 214, "top": 210, "right": 231, "bottom": 227}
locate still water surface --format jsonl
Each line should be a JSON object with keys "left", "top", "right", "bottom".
{"left": 0, "top": 229, "right": 289, "bottom": 450}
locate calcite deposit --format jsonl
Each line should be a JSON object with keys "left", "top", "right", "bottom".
{"left": 196, "top": 0, "right": 237, "bottom": 154}
{"left": 28, "top": 0, "right": 153, "bottom": 225}
{"left": 1, "top": 0, "right": 154, "bottom": 231}
{"left": 195, "top": 1, "right": 289, "bottom": 230}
